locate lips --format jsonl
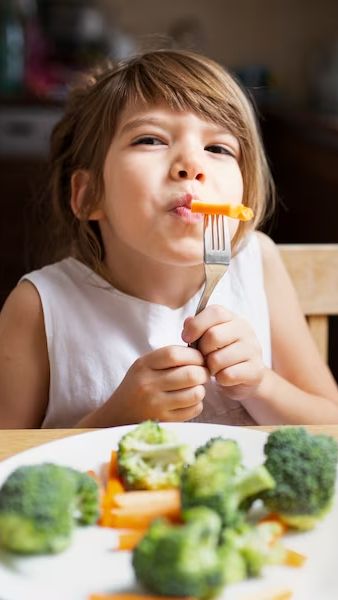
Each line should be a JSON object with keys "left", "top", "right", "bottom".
{"left": 169, "top": 194, "right": 204, "bottom": 223}
{"left": 170, "top": 193, "right": 194, "bottom": 210}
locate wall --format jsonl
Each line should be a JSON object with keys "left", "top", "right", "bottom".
{"left": 100, "top": 0, "right": 338, "bottom": 103}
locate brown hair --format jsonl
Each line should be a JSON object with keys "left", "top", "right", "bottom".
{"left": 47, "top": 48, "right": 274, "bottom": 276}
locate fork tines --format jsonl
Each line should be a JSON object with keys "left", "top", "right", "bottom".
{"left": 204, "top": 214, "right": 230, "bottom": 263}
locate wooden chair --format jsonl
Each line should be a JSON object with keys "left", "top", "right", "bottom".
{"left": 278, "top": 244, "right": 338, "bottom": 362}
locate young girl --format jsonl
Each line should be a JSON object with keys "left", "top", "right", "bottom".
{"left": 1, "top": 49, "right": 338, "bottom": 428}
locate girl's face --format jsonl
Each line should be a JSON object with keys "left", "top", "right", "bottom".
{"left": 98, "top": 102, "right": 243, "bottom": 268}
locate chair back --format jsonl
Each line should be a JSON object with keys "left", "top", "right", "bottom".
{"left": 278, "top": 244, "right": 338, "bottom": 361}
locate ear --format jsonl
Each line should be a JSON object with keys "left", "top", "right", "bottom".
{"left": 70, "top": 170, "right": 104, "bottom": 221}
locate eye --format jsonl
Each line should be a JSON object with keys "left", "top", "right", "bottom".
{"left": 205, "top": 144, "right": 236, "bottom": 157}
{"left": 132, "top": 136, "right": 165, "bottom": 146}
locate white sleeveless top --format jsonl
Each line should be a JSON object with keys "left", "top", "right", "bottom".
{"left": 22, "top": 232, "right": 271, "bottom": 428}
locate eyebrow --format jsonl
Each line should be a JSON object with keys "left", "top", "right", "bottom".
{"left": 119, "top": 117, "right": 165, "bottom": 135}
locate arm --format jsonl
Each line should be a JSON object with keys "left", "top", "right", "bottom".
{"left": 242, "top": 232, "right": 338, "bottom": 424}
{"left": 0, "top": 282, "right": 49, "bottom": 427}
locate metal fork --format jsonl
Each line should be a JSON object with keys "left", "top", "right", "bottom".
{"left": 189, "top": 214, "right": 231, "bottom": 347}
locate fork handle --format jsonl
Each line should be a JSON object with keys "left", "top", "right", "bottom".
{"left": 188, "top": 264, "right": 226, "bottom": 349}
{"left": 195, "top": 264, "right": 226, "bottom": 315}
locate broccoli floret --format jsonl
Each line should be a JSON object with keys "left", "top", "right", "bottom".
{"left": 118, "top": 421, "right": 194, "bottom": 490}
{"left": 0, "top": 463, "right": 100, "bottom": 554}
{"left": 262, "top": 427, "right": 338, "bottom": 530}
{"left": 195, "top": 437, "right": 242, "bottom": 470}
{"left": 133, "top": 506, "right": 225, "bottom": 599}
{"left": 181, "top": 438, "right": 275, "bottom": 526}
{"left": 220, "top": 521, "right": 286, "bottom": 580}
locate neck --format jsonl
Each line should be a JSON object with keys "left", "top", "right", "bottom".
{"left": 103, "top": 244, "right": 205, "bottom": 310}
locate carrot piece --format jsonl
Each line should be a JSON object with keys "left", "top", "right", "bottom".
{"left": 191, "top": 200, "right": 254, "bottom": 221}
{"left": 108, "top": 450, "right": 119, "bottom": 479}
{"left": 107, "top": 503, "right": 181, "bottom": 529}
{"left": 284, "top": 548, "right": 307, "bottom": 567}
{"left": 259, "top": 513, "right": 288, "bottom": 535}
{"left": 112, "top": 489, "right": 180, "bottom": 510}
{"left": 115, "top": 529, "right": 147, "bottom": 551}
{"left": 99, "top": 478, "right": 126, "bottom": 525}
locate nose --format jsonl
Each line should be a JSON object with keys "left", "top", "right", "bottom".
{"left": 170, "top": 155, "right": 206, "bottom": 182}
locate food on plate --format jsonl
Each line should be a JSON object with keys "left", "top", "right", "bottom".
{"left": 180, "top": 437, "right": 275, "bottom": 527}
{"left": 132, "top": 506, "right": 291, "bottom": 599}
{"left": 0, "top": 463, "right": 99, "bottom": 554}
{"left": 133, "top": 506, "right": 225, "bottom": 599}
{"left": 219, "top": 520, "right": 288, "bottom": 583}
{"left": 117, "top": 420, "right": 194, "bottom": 490}
{"left": 261, "top": 427, "right": 338, "bottom": 530}
{"left": 191, "top": 200, "right": 254, "bottom": 221}
{"left": 0, "top": 422, "right": 336, "bottom": 600}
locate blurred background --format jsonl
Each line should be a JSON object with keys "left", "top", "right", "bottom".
{"left": 0, "top": 0, "right": 338, "bottom": 377}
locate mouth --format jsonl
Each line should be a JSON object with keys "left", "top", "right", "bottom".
{"left": 169, "top": 194, "right": 204, "bottom": 224}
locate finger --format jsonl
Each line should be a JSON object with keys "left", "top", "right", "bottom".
{"left": 165, "top": 384, "right": 206, "bottom": 410}
{"left": 182, "top": 305, "right": 233, "bottom": 344}
{"left": 215, "top": 361, "right": 263, "bottom": 387}
{"left": 198, "top": 321, "right": 240, "bottom": 356}
{"left": 142, "top": 345, "right": 205, "bottom": 370}
{"left": 205, "top": 341, "right": 250, "bottom": 375}
{"left": 160, "top": 365, "right": 210, "bottom": 392}
{"left": 167, "top": 401, "right": 204, "bottom": 422}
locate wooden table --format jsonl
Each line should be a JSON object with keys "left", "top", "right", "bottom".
{"left": 1, "top": 425, "right": 338, "bottom": 462}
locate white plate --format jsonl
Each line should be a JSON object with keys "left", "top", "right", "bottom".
{"left": 0, "top": 423, "right": 337, "bottom": 600}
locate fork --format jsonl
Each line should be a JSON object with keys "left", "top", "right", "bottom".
{"left": 189, "top": 214, "right": 231, "bottom": 347}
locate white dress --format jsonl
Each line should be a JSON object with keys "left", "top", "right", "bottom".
{"left": 22, "top": 232, "right": 271, "bottom": 428}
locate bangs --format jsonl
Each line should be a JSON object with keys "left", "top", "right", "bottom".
{"left": 107, "top": 51, "right": 249, "bottom": 140}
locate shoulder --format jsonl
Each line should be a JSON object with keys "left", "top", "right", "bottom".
{"left": 0, "top": 280, "right": 47, "bottom": 357}
{"left": 1, "top": 280, "right": 43, "bottom": 327}
{"left": 0, "top": 281, "right": 49, "bottom": 427}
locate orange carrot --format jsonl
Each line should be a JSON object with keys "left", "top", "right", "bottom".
{"left": 259, "top": 513, "right": 289, "bottom": 535}
{"left": 108, "top": 450, "right": 119, "bottom": 479}
{"left": 191, "top": 200, "right": 254, "bottom": 221}
{"left": 100, "top": 478, "right": 126, "bottom": 526}
{"left": 112, "top": 489, "right": 180, "bottom": 510}
{"left": 115, "top": 529, "right": 147, "bottom": 551}
{"left": 101, "top": 478, "right": 125, "bottom": 509}
{"left": 284, "top": 548, "right": 307, "bottom": 567}
{"left": 104, "top": 502, "right": 181, "bottom": 529}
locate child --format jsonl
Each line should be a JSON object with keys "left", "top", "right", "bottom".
{"left": 0, "top": 49, "right": 337, "bottom": 428}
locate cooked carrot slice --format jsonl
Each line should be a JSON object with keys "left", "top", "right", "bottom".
{"left": 108, "top": 450, "right": 119, "bottom": 479}
{"left": 284, "top": 548, "right": 307, "bottom": 567}
{"left": 112, "top": 489, "right": 180, "bottom": 509}
{"left": 106, "top": 503, "right": 181, "bottom": 529}
{"left": 191, "top": 200, "right": 254, "bottom": 221}
{"left": 115, "top": 529, "right": 147, "bottom": 551}
{"left": 259, "top": 513, "right": 288, "bottom": 535}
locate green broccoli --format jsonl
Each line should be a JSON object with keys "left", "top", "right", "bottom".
{"left": 0, "top": 463, "right": 100, "bottom": 554}
{"left": 118, "top": 421, "right": 194, "bottom": 490}
{"left": 220, "top": 521, "right": 286, "bottom": 581}
{"left": 195, "top": 437, "right": 242, "bottom": 469}
{"left": 181, "top": 437, "right": 275, "bottom": 527}
{"left": 262, "top": 427, "right": 338, "bottom": 530}
{"left": 133, "top": 506, "right": 225, "bottom": 599}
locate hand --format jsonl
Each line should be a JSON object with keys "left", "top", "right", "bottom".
{"left": 107, "top": 346, "right": 209, "bottom": 424}
{"left": 182, "top": 305, "right": 265, "bottom": 402}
